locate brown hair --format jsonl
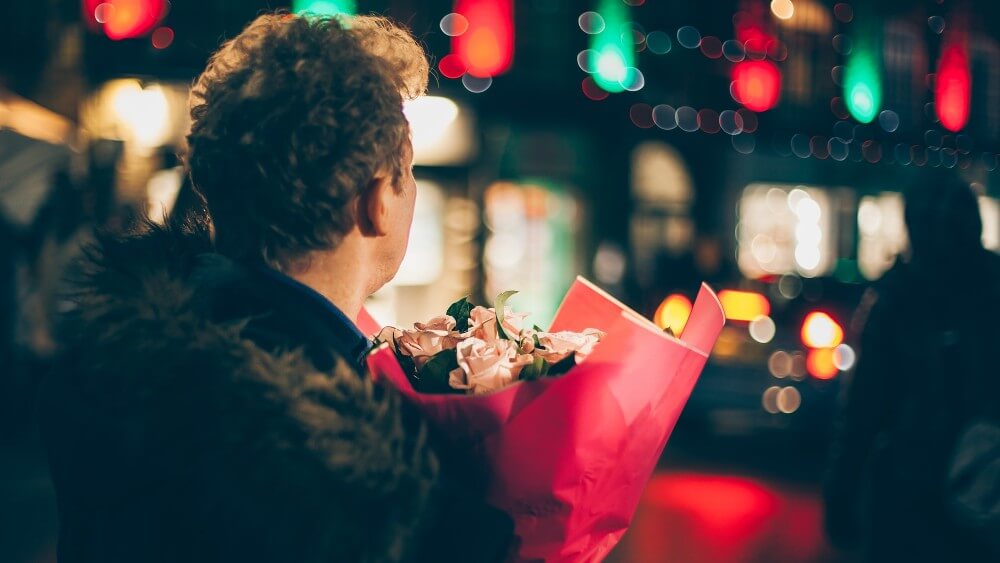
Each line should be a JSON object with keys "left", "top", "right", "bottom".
{"left": 186, "top": 13, "right": 428, "bottom": 270}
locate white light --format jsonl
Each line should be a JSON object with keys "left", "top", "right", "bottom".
{"left": 795, "top": 223, "right": 823, "bottom": 246}
{"left": 751, "top": 234, "right": 778, "bottom": 264}
{"left": 795, "top": 198, "right": 822, "bottom": 223}
{"left": 771, "top": 0, "right": 795, "bottom": 20}
{"left": 749, "top": 315, "right": 777, "bottom": 344}
{"left": 979, "top": 196, "right": 1000, "bottom": 251}
{"left": 787, "top": 188, "right": 809, "bottom": 211}
{"left": 404, "top": 95, "right": 459, "bottom": 147}
{"left": 597, "top": 50, "right": 628, "bottom": 82}
{"left": 833, "top": 344, "right": 856, "bottom": 371}
{"left": 403, "top": 96, "right": 474, "bottom": 166}
{"left": 858, "top": 197, "right": 883, "bottom": 235}
{"left": 111, "top": 81, "right": 170, "bottom": 148}
{"left": 439, "top": 13, "right": 469, "bottom": 37}
{"left": 795, "top": 245, "right": 821, "bottom": 270}
{"left": 146, "top": 166, "right": 184, "bottom": 225}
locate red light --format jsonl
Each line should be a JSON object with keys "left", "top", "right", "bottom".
{"left": 732, "top": 60, "right": 781, "bottom": 112}
{"left": 582, "top": 77, "right": 609, "bottom": 101}
{"left": 453, "top": 0, "right": 514, "bottom": 77}
{"left": 717, "top": 290, "right": 770, "bottom": 322}
{"left": 151, "top": 26, "right": 173, "bottom": 49}
{"left": 807, "top": 348, "right": 838, "bottom": 379}
{"left": 935, "top": 37, "right": 971, "bottom": 132}
{"left": 438, "top": 53, "right": 467, "bottom": 79}
{"left": 801, "top": 312, "right": 843, "bottom": 349}
{"left": 84, "top": 0, "right": 166, "bottom": 40}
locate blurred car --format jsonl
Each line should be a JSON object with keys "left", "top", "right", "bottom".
{"left": 665, "top": 275, "right": 867, "bottom": 444}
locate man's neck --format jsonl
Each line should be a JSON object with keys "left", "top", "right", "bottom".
{"left": 287, "top": 242, "right": 370, "bottom": 323}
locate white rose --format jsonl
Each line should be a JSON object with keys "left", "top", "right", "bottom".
{"left": 448, "top": 338, "right": 533, "bottom": 395}
{"left": 534, "top": 328, "right": 605, "bottom": 364}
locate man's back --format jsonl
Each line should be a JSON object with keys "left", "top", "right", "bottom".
{"left": 39, "top": 221, "right": 440, "bottom": 562}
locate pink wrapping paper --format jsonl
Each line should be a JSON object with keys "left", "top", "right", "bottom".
{"left": 362, "top": 277, "right": 725, "bottom": 562}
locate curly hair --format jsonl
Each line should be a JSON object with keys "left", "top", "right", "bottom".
{"left": 186, "top": 13, "right": 429, "bottom": 270}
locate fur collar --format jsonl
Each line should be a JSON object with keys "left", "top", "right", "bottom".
{"left": 41, "top": 217, "right": 440, "bottom": 562}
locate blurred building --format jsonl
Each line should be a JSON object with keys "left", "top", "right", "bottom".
{"left": 4, "top": 0, "right": 1000, "bottom": 432}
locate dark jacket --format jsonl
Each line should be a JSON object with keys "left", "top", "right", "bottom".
{"left": 39, "top": 217, "right": 511, "bottom": 562}
{"left": 824, "top": 252, "right": 1000, "bottom": 562}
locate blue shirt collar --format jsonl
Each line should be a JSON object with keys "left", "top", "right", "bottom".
{"left": 251, "top": 265, "right": 371, "bottom": 369}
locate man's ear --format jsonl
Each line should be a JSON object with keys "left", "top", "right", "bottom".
{"left": 358, "top": 172, "right": 393, "bottom": 237}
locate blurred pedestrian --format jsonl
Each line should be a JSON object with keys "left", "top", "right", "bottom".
{"left": 824, "top": 173, "right": 1000, "bottom": 561}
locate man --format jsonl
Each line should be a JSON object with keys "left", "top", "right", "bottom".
{"left": 41, "top": 13, "right": 510, "bottom": 562}
{"left": 824, "top": 173, "right": 999, "bottom": 561}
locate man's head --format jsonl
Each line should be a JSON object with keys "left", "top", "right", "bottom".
{"left": 186, "top": 13, "right": 427, "bottom": 289}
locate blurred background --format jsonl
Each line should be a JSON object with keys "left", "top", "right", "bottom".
{"left": 2, "top": 1, "right": 999, "bottom": 561}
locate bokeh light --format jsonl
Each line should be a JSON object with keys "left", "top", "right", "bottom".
{"left": 677, "top": 26, "right": 702, "bottom": 49}
{"left": 646, "top": 31, "right": 672, "bottom": 55}
{"left": 151, "top": 26, "right": 173, "bottom": 49}
{"left": 655, "top": 294, "right": 692, "bottom": 334}
{"left": 440, "top": 12, "right": 469, "bottom": 36}
{"left": 801, "top": 311, "right": 844, "bottom": 349}
{"left": 578, "top": 11, "right": 606, "bottom": 34}
{"left": 732, "top": 60, "right": 781, "bottom": 112}
{"left": 652, "top": 104, "right": 677, "bottom": 130}
{"left": 807, "top": 348, "right": 839, "bottom": 379}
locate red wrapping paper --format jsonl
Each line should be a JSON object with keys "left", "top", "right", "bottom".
{"left": 360, "top": 277, "right": 725, "bottom": 562}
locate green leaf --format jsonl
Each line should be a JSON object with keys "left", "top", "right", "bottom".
{"left": 414, "top": 349, "right": 463, "bottom": 394}
{"left": 445, "top": 296, "right": 474, "bottom": 333}
{"left": 546, "top": 354, "right": 577, "bottom": 377}
{"left": 521, "top": 355, "right": 548, "bottom": 381}
{"left": 493, "top": 290, "right": 518, "bottom": 340}
{"left": 533, "top": 324, "right": 544, "bottom": 333}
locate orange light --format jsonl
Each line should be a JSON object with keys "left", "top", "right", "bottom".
{"left": 801, "top": 311, "right": 844, "bottom": 349}
{"left": 454, "top": 0, "right": 514, "bottom": 77}
{"left": 654, "top": 294, "right": 692, "bottom": 335}
{"left": 807, "top": 348, "right": 839, "bottom": 379}
{"left": 717, "top": 290, "right": 770, "bottom": 322}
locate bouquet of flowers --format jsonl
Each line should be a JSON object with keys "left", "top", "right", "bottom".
{"left": 375, "top": 290, "right": 606, "bottom": 396}
{"left": 360, "top": 277, "right": 725, "bottom": 562}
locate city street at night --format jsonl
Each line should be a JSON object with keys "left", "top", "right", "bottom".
{"left": 2, "top": 1, "right": 998, "bottom": 562}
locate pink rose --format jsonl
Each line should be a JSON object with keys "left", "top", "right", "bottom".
{"left": 397, "top": 315, "right": 464, "bottom": 369}
{"left": 534, "top": 328, "right": 606, "bottom": 364}
{"left": 466, "top": 306, "right": 529, "bottom": 341}
{"left": 414, "top": 315, "right": 457, "bottom": 333}
{"left": 448, "top": 338, "right": 533, "bottom": 395}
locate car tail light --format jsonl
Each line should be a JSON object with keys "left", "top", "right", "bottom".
{"left": 801, "top": 311, "right": 844, "bottom": 349}
{"left": 718, "top": 290, "right": 770, "bottom": 322}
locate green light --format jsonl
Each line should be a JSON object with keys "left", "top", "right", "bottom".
{"left": 842, "top": 18, "right": 881, "bottom": 123}
{"left": 588, "top": 0, "right": 634, "bottom": 93}
{"left": 292, "top": 0, "right": 356, "bottom": 16}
